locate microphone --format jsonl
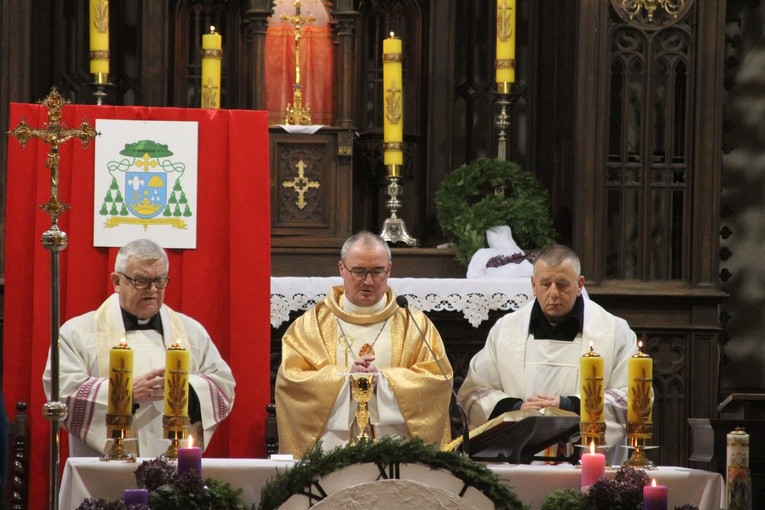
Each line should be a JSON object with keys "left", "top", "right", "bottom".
{"left": 396, "top": 295, "right": 471, "bottom": 457}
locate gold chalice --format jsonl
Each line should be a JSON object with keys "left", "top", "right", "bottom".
{"left": 350, "top": 374, "right": 375, "bottom": 443}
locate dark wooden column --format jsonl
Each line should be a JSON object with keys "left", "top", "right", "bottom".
{"left": 141, "top": 0, "right": 171, "bottom": 106}
{"left": 242, "top": 0, "right": 273, "bottom": 110}
{"left": 331, "top": 1, "right": 358, "bottom": 128}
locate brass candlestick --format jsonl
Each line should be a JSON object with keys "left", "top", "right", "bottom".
{"left": 624, "top": 346, "right": 655, "bottom": 468}
{"left": 161, "top": 415, "right": 190, "bottom": 461}
{"left": 494, "top": 83, "right": 520, "bottom": 161}
{"left": 350, "top": 375, "right": 375, "bottom": 443}
{"left": 101, "top": 413, "right": 136, "bottom": 462}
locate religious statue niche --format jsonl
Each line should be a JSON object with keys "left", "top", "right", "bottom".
{"left": 265, "top": 0, "right": 334, "bottom": 126}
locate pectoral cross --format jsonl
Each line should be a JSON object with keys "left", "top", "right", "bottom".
{"left": 9, "top": 88, "right": 99, "bottom": 221}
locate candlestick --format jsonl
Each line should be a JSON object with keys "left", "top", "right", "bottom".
{"left": 89, "top": 0, "right": 110, "bottom": 81}
{"left": 161, "top": 342, "right": 191, "bottom": 460}
{"left": 624, "top": 341, "right": 655, "bottom": 468}
{"left": 379, "top": 32, "right": 418, "bottom": 246}
{"left": 580, "top": 343, "right": 606, "bottom": 447}
{"left": 178, "top": 438, "right": 202, "bottom": 478}
{"left": 643, "top": 479, "right": 668, "bottom": 510}
{"left": 102, "top": 341, "right": 135, "bottom": 462}
{"left": 580, "top": 441, "right": 606, "bottom": 489}
{"left": 123, "top": 488, "right": 149, "bottom": 506}
{"left": 201, "top": 26, "right": 222, "bottom": 109}
{"left": 727, "top": 427, "right": 752, "bottom": 510}
{"left": 382, "top": 33, "right": 404, "bottom": 168}
{"left": 495, "top": 0, "right": 516, "bottom": 91}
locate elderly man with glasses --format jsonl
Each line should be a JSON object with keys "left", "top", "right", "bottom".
{"left": 43, "top": 238, "right": 235, "bottom": 457}
{"left": 275, "top": 231, "right": 454, "bottom": 457}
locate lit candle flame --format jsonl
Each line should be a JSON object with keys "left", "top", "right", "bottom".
{"left": 589, "top": 441, "right": 595, "bottom": 455}
{"left": 651, "top": 478, "right": 656, "bottom": 487}
{"left": 187, "top": 436, "right": 194, "bottom": 448}
{"left": 389, "top": 32, "right": 395, "bottom": 38}
{"left": 210, "top": 26, "right": 216, "bottom": 34}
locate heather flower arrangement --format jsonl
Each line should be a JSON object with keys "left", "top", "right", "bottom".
{"left": 540, "top": 466, "right": 700, "bottom": 510}
{"left": 75, "top": 458, "right": 253, "bottom": 510}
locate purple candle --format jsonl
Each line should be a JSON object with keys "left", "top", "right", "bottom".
{"left": 177, "top": 440, "right": 202, "bottom": 478}
{"left": 123, "top": 488, "right": 149, "bottom": 506}
{"left": 643, "top": 479, "right": 668, "bottom": 510}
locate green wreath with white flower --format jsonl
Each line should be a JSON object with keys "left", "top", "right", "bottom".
{"left": 435, "top": 158, "right": 557, "bottom": 265}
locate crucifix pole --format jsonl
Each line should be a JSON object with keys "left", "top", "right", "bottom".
{"left": 9, "top": 88, "right": 98, "bottom": 510}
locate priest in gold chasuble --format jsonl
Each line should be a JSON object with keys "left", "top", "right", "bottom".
{"left": 275, "top": 232, "right": 453, "bottom": 457}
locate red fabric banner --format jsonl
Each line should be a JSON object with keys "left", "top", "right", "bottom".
{"left": 3, "top": 104, "right": 271, "bottom": 509}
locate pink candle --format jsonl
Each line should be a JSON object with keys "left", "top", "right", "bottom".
{"left": 123, "top": 488, "right": 149, "bottom": 506}
{"left": 580, "top": 442, "right": 606, "bottom": 488}
{"left": 177, "top": 438, "right": 202, "bottom": 478}
{"left": 643, "top": 479, "right": 668, "bottom": 510}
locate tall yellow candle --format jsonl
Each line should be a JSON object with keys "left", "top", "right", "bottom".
{"left": 495, "top": 0, "right": 516, "bottom": 90}
{"left": 107, "top": 341, "right": 133, "bottom": 415}
{"left": 628, "top": 342, "right": 653, "bottom": 424}
{"left": 201, "top": 26, "right": 223, "bottom": 109}
{"left": 580, "top": 344, "right": 605, "bottom": 422}
{"left": 382, "top": 33, "right": 404, "bottom": 170}
{"left": 164, "top": 342, "right": 191, "bottom": 416}
{"left": 89, "top": 0, "right": 110, "bottom": 79}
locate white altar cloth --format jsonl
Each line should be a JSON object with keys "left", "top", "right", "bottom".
{"left": 60, "top": 457, "right": 725, "bottom": 510}
{"left": 271, "top": 276, "right": 533, "bottom": 329}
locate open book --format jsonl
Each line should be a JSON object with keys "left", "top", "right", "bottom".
{"left": 444, "top": 407, "right": 580, "bottom": 463}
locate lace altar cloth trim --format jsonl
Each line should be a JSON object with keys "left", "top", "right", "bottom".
{"left": 271, "top": 277, "right": 532, "bottom": 328}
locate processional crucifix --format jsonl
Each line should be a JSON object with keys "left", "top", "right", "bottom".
{"left": 9, "top": 88, "right": 98, "bottom": 510}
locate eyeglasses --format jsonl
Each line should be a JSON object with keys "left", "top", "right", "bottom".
{"left": 341, "top": 262, "right": 389, "bottom": 281}
{"left": 118, "top": 272, "right": 170, "bottom": 290}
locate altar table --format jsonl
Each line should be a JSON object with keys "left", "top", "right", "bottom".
{"left": 271, "top": 276, "right": 533, "bottom": 328}
{"left": 59, "top": 458, "right": 725, "bottom": 510}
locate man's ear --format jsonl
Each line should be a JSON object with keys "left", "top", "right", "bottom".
{"left": 110, "top": 272, "right": 121, "bottom": 289}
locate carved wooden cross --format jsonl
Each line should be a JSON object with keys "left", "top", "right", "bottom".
{"left": 9, "top": 88, "right": 99, "bottom": 221}
{"left": 282, "top": 159, "right": 320, "bottom": 209}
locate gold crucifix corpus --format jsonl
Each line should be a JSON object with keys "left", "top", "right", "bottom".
{"left": 282, "top": 160, "right": 320, "bottom": 209}
{"left": 281, "top": 0, "right": 315, "bottom": 125}
{"left": 9, "top": 88, "right": 99, "bottom": 221}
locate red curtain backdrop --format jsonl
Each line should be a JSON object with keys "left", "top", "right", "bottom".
{"left": 3, "top": 104, "right": 271, "bottom": 509}
{"left": 264, "top": 24, "right": 334, "bottom": 126}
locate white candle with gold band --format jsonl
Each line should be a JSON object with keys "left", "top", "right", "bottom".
{"left": 164, "top": 343, "right": 191, "bottom": 416}
{"left": 201, "top": 27, "right": 223, "bottom": 109}
{"left": 107, "top": 341, "right": 133, "bottom": 415}
{"left": 495, "top": 0, "right": 516, "bottom": 90}
{"left": 382, "top": 33, "right": 404, "bottom": 169}
{"left": 89, "top": 0, "right": 110, "bottom": 79}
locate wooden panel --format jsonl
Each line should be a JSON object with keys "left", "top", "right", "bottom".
{"left": 270, "top": 128, "right": 354, "bottom": 245}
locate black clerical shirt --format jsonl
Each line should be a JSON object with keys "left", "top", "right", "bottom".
{"left": 489, "top": 296, "right": 586, "bottom": 419}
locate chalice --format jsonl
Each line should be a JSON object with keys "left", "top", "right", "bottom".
{"left": 350, "top": 374, "right": 375, "bottom": 443}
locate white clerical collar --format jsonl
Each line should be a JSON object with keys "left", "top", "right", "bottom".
{"left": 342, "top": 293, "right": 387, "bottom": 315}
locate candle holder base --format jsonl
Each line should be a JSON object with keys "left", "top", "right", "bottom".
{"left": 89, "top": 76, "right": 113, "bottom": 106}
{"left": 623, "top": 423, "right": 657, "bottom": 469}
{"left": 100, "top": 424, "right": 136, "bottom": 463}
{"left": 161, "top": 415, "right": 190, "bottom": 461}
{"left": 379, "top": 172, "right": 419, "bottom": 247}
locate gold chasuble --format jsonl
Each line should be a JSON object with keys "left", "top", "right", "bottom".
{"left": 275, "top": 286, "right": 453, "bottom": 457}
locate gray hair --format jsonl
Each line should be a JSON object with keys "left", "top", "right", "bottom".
{"left": 114, "top": 239, "right": 169, "bottom": 273}
{"left": 340, "top": 231, "right": 391, "bottom": 263}
{"left": 533, "top": 244, "right": 581, "bottom": 277}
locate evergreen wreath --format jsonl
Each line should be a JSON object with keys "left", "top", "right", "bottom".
{"left": 435, "top": 158, "right": 557, "bottom": 265}
{"left": 257, "top": 436, "right": 525, "bottom": 510}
